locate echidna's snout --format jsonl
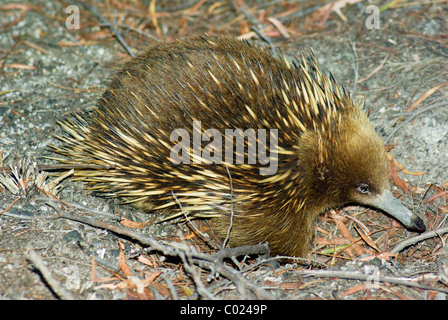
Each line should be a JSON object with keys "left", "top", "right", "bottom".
{"left": 367, "top": 190, "right": 425, "bottom": 232}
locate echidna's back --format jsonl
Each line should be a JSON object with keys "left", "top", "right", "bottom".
{"left": 56, "top": 34, "right": 349, "bottom": 209}
{"left": 99, "top": 36, "right": 294, "bottom": 133}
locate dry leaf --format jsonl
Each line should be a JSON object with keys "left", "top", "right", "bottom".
{"left": 118, "top": 247, "right": 133, "bottom": 277}
{"left": 137, "top": 255, "right": 155, "bottom": 266}
{"left": 120, "top": 216, "right": 155, "bottom": 229}
{"left": 342, "top": 283, "right": 368, "bottom": 297}
{"left": 5, "top": 64, "right": 36, "bottom": 70}
{"left": 406, "top": 82, "right": 448, "bottom": 112}
{"left": 354, "top": 224, "right": 381, "bottom": 252}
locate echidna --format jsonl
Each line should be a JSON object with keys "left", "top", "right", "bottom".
{"left": 52, "top": 35, "right": 425, "bottom": 257}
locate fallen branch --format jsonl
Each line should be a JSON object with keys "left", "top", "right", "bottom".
{"left": 300, "top": 269, "right": 448, "bottom": 294}
{"left": 44, "top": 200, "right": 274, "bottom": 299}
{"left": 71, "top": 0, "right": 135, "bottom": 57}
{"left": 391, "top": 226, "right": 448, "bottom": 253}
{"left": 27, "top": 249, "right": 76, "bottom": 300}
{"left": 385, "top": 100, "right": 447, "bottom": 143}
{"left": 0, "top": 163, "right": 115, "bottom": 173}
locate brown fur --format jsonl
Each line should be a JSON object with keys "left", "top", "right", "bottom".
{"left": 54, "top": 35, "right": 398, "bottom": 257}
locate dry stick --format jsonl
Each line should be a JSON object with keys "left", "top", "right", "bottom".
{"left": 300, "top": 269, "right": 448, "bottom": 294}
{"left": 208, "top": 243, "right": 272, "bottom": 290}
{"left": 406, "top": 82, "right": 448, "bottom": 113}
{"left": 210, "top": 166, "right": 255, "bottom": 278}
{"left": 171, "top": 190, "right": 211, "bottom": 246}
{"left": 154, "top": 0, "right": 202, "bottom": 12}
{"left": 178, "top": 248, "right": 217, "bottom": 300}
{"left": 162, "top": 274, "right": 179, "bottom": 300}
{"left": 0, "top": 164, "right": 115, "bottom": 173}
{"left": 0, "top": 196, "right": 21, "bottom": 215}
{"left": 357, "top": 55, "right": 388, "bottom": 84}
{"left": 99, "top": 22, "right": 160, "bottom": 41}
{"left": 391, "top": 226, "right": 448, "bottom": 254}
{"left": 385, "top": 100, "right": 446, "bottom": 144}
{"left": 72, "top": 0, "right": 135, "bottom": 57}
{"left": 45, "top": 200, "right": 274, "bottom": 299}
{"left": 192, "top": 256, "right": 268, "bottom": 299}
{"left": 251, "top": 26, "right": 277, "bottom": 58}
{"left": 27, "top": 250, "right": 76, "bottom": 300}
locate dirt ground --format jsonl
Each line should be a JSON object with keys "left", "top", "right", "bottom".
{"left": 0, "top": 0, "right": 447, "bottom": 301}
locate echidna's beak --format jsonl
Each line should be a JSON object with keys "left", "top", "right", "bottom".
{"left": 369, "top": 190, "right": 426, "bottom": 232}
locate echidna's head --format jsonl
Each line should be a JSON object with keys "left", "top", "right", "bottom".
{"left": 300, "top": 105, "right": 425, "bottom": 232}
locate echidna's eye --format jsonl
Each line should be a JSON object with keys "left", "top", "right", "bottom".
{"left": 357, "top": 183, "right": 370, "bottom": 194}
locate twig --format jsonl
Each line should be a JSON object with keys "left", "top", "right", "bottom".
{"left": 179, "top": 249, "right": 217, "bottom": 300}
{"left": 275, "top": 2, "right": 322, "bottom": 22}
{"left": 161, "top": 272, "right": 179, "bottom": 300}
{"left": 391, "top": 226, "right": 448, "bottom": 253}
{"left": 0, "top": 36, "right": 22, "bottom": 73}
{"left": 357, "top": 54, "right": 388, "bottom": 84}
{"left": 27, "top": 249, "right": 76, "bottom": 300}
{"left": 208, "top": 244, "right": 271, "bottom": 286}
{"left": 192, "top": 256, "right": 271, "bottom": 299}
{"left": 244, "top": 255, "right": 328, "bottom": 270}
{"left": 171, "top": 191, "right": 199, "bottom": 234}
{"left": 0, "top": 163, "right": 115, "bottom": 173}
{"left": 251, "top": 26, "right": 277, "bottom": 57}
{"left": 385, "top": 100, "right": 447, "bottom": 144}
{"left": 99, "top": 22, "right": 160, "bottom": 42}
{"left": 300, "top": 269, "right": 448, "bottom": 294}
{"left": 44, "top": 199, "right": 274, "bottom": 299}
{"left": 72, "top": 0, "right": 135, "bottom": 57}
{"left": 0, "top": 196, "right": 21, "bottom": 216}
{"left": 170, "top": 191, "right": 214, "bottom": 248}
{"left": 406, "top": 81, "right": 448, "bottom": 112}
{"left": 34, "top": 197, "right": 121, "bottom": 220}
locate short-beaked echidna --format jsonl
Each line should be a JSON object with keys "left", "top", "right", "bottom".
{"left": 53, "top": 35, "right": 425, "bottom": 257}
